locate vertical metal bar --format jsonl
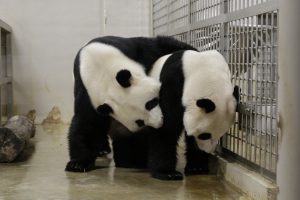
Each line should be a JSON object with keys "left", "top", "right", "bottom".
{"left": 199, "top": 0, "right": 202, "bottom": 21}
{"left": 206, "top": 0, "right": 209, "bottom": 19}
{"left": 269, "top": 11, "right": 274, "bottom": 172}
{"left": 0, "top": 29, "right": 2, "bottom": 124}
{"left": 263, "top": 12, "right": 268, "bottom": 171}
{"left": 256, "top": 14, "right": 260, "bottom": 166}
{"left": 220, "top": 0, "right": 227, "bottom": 55}
{"left": 209, "top": 26, "right": 211, "bottom": 50}
{"left": 242, "top": 18, "right": 246, "bottom": 157}
{"left": 234, "top": 20, "right": 238, "bottom": 153}
{"left": 187, "top": 0, "right": 191, "bottom": 44}
{"left": 235, "top": 19, "right": 241, "bottom": 157}
{"left": 259, "top": 13, "right": 264, "bottom": 171}
{"left": 266, "top": 12, "right": 270, "bottom": 170}
{"left": 209, "top": 0, "right": 211, "bottom": 19}
{"left": 150, "top": 0, "right": 154, "bottom": 36}
{"left": 274, "top": 10, "right": 279, "bottom": 170}
{"left": 250, "top": 16, "right": 258, "bottom": 163}
{"left": 204, "top": 0, "right": 206, "bottom": 20}
{"left": 6, "top": 32, "right": 12, "bottom": 118}
{"left": 245, "top": 16, "right": 252, "bottom": 162}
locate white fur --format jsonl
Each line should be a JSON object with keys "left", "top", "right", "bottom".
{"left": 79, "top": 43, "right": 163, "bottom": 132}
{"left": 150, "top": 54, "right": 171, "bottom": 80}
{"left": 176, "top": 131, "right": 187, "bottom": 172}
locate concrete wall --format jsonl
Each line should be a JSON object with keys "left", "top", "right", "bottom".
{"left": 0, "top": 0, "right": 151, "bottom": 123}
{"left": 277, "top": 0, "right": 300, "bottom": 199}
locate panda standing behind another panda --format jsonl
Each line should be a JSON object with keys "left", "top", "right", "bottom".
{"left": 112, "top": 50, "right": 239, "bottom": 180}
{"left": 65, "top": 36, "right": 197, "bottom": 173}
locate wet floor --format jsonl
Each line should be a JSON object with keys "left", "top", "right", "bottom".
{"left": 0, "top": 124, "right": 251, "bottom": 200}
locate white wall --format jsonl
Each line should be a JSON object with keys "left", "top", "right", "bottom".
{"left": 104, "top": 0, "right": 151, "bottom": 37}
{"left": 277, "top": 0, "right": 300, "bottom": 199}
{"left": 0, "top": 0, "right": 151, "bottom": 123}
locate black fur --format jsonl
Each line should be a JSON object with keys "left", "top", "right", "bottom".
{"left": 145, "top": 98, "right": 159, "bottom": 110}
{"left": 66, "top": 36, "right": 196, "bottom": 172}
{"left": 111, "top": 129, "right": 149, "bottom": 169}
{"left": 135, "top": 120, "right": 145, "bottom": 127}
{"left": 96, "top": 104, "right": 113, "bottom": 116}
{"left": 196, "top": 99, "right": 216, "bottom": 113}
{"left": 116, "top": 69, "right": 132, "bottom": 88}
{"left": 112, "top": 51, "right": 210, "bottom": 180}
{"left": 198, "top": 133, "right": 212, "bottom": 140}
{"left": 233, "top": 85, "right": 240, "bottom": 111}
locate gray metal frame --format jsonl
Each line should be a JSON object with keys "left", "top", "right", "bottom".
{"left": 0, "top": 19, "right": 13, "bottom": 124}
{"left": 152, "top": 0, "right": 279, "bottom": 180}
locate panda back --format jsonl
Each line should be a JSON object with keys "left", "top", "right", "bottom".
{"left": 182, "top": 50, "right": 230, "bottom": 80}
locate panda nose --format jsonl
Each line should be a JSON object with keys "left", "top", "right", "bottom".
{"left": 198, "top": 133, "right": 212, "bottom": 140}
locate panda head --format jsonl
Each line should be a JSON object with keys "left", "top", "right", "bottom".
{"left": 96, "top": 69, "right": 163, "bottom": 132}
{"left": 181, "top": 50, "right": 239, "bottom": 153}
{"left": 80, "top": 42, "right": 163, "bottom": 132}
{"left": 183, "top": 83, "right": 239, "bottom": 153}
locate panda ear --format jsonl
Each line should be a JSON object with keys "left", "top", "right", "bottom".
{"left": 116, "top": 69, "right": 132, "bottom": 88}
{"left": 96, "top": 103, "right": 113, "bottom": 116}
{"left": 233, "top": 85, "right": 240, "bottom": 112}
{"left": 196, "top": 98, "right": 216, "bottom": 113}
{"left": 233, "top": 85, "right": 240, "bottom": 102}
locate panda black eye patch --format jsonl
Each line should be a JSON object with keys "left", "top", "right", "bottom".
{"left": 135, "top": 120, "right": 145, "bottom": 127}
{"left": 198, "top": 133, "right": 212, "bottom": 140}
{"left": 196, "top": 98, "right": 216, "bottom": 113}
{"left": 116, "top": 69, "right": 132, "bottom": 88}
{"left": 145, "top": 98, "right": 159, "bottom": 111}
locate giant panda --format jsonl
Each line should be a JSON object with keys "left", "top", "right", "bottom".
{"left": 111, "top": 50, "right": 239, "bottom": 180}
{"left": 65, "top": 36, "right": 197, "bottom": 172}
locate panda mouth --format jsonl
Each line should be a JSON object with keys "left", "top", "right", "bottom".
{"left": 197, "top": 133, "right": 212, "bottom": 140}
{"left": 196, "top": 139, "right": 218, "bottom": 153}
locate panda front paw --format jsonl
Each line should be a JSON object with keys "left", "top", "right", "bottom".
{"left": 151, "top": 170, "right": 183, "bottom": 180}
{"left": 65, "top": 161, "right": 95, "bottom": 172}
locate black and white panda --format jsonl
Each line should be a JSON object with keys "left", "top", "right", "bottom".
{"left": 65, "top": 36, "right": 196, "bottom": 172}
{"left": 111, "top": 50, "right": 239, "bottom": 180}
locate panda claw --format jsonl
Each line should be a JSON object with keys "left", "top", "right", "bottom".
{"left": 65, "top": 161, "right": 95, "bottom": 172}
{"left": 151, "top": 171, "right": 183, "bottom": 180}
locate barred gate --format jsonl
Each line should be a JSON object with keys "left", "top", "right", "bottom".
{"left": 0, "top": 19, "right": 13, "bottom": 124}
{"left": 152, "top": 0, "right": 279, "bottom": 180}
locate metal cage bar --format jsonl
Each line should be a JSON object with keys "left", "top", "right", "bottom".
{"left": 0, "top": 19, "right": 13, "bottom": 124}
{"left": 152, "top": 0, "right": 279, "bottom": 180}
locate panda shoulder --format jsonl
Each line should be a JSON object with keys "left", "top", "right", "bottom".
{"left": 149, "top": 54, "right": 172, "bottom": 80}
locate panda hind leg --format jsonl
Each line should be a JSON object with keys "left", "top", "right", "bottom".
{"left": 112, "top": 136, "right": 148, "bottom": 169}
{"left": 97, "top": 136, "right": 111, "bottom": 157}
{"left": 148, "top": 129, "right": 184, "bottom": 181}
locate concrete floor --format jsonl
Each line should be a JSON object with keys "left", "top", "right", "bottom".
{"left": 0, "top": 124, "right": 251, "bottom": 200}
